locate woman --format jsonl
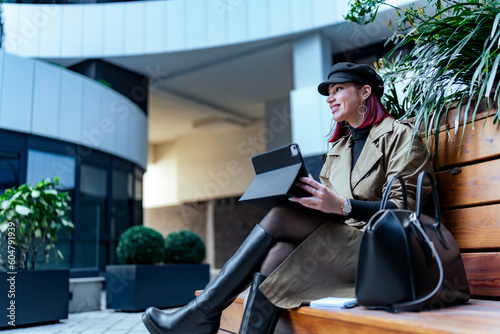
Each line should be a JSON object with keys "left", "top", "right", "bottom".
{"left": 142, "top": 62, "right": 433, "bottom": 334}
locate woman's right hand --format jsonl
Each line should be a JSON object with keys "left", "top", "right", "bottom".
{"left": 289, "top": 176, "right": 345, "bottom": 215}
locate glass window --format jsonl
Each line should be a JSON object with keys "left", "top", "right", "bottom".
{"left": 110, "top": 169, "right": 133, "bottom": 264}
{"left": 134, "top": 167, "right": 143, "bottom": 226}
{"left": 26, "top": 149, "right": 76, "bottom": 190}
{"left": 0, "top": 151, "right": 20, "bottom": 194}
{"left": 0, "top": 136, "right": 144, "bottom": 273}
{"left": 36, "top": 239, "right": 72, "bottom": 270}
{"left": 75, "top": 164, "right": 107, "bottom": 270}
{"left": 25, "top": 149, "right": 75, "bottom": 269}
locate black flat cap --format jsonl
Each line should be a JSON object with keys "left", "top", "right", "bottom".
{"left": 317, "top": 62, "right": 384, "bottom": 99}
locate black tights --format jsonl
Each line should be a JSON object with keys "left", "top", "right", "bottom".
{"left": 258, "top": 205, "right": 328, "bottom": 276}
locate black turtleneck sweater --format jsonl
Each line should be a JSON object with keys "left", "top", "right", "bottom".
{"left": 347, "top": 126, "right": 397, "bottom": 222}
{"left": 350, "top": 126, "right": 371, "bottom": 169}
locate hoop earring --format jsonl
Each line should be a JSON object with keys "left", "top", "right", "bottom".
{"left": 358, "top": 104, "right": 368, "bottom": 115}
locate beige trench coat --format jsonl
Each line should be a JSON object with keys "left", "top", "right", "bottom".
{"left": 259, "top": 117, "right": 434, "bottom": 309}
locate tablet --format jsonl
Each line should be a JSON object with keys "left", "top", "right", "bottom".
{"left": 239, "top": 144, "right": 310, "bottom": 207}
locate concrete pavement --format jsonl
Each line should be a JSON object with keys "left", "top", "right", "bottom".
{"left": 5, "top": 306, "right": 178, "bottom": 334}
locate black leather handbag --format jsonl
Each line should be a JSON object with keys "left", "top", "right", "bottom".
{"left": 355, "top": 171, "right": 470, "bottom": 313}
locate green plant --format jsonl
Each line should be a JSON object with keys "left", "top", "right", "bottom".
{"left": 116, "top": 225, "right": 165, "bottom": 265}
{"left": 0, "top": 178, "right": 73, "bottom": 271}
{"left": 96, "top": 79, "right": 112, "bottom": 88}
{"left": 346, "top": 0, "right": 500, "bottom": 144}
{"left": 164, "top": 229, "right": 206, "bottom": 264}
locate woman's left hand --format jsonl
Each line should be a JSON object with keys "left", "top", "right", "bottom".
{"left": 289, "top": 176, "right": 344, "bottom": 215}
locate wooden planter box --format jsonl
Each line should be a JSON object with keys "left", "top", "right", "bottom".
{"left": 0, "top": 269, "right": 70, "bottom": 328}
{"left": 105, "top": 263, "right": 210, "bottom": 312}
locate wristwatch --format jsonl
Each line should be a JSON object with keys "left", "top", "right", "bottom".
{"left": 342, "top": 198, "right": 352, "bottom": 216}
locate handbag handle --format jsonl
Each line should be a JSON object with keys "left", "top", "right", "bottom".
{"left": 391, "top": 219, "right": 444, "bottom": 313}
{"left": 415, "top": 171, "right": 441, "bottom": 227}
{"left": 380, "top": 175, "right": 408, "bottom": 210}
{"left": 391, "top": 171, "right": 444, "bottom": 313}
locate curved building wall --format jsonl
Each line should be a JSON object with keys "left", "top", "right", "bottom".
{"left": 0, "top": 51, "right": 147, "bottom": 169}
{"left": 3, "top": 0, "right": 349, "bottom": 58}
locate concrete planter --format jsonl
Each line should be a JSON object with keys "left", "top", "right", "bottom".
{"left": 0, "top": 269, "right": 69, "bottom": 328}
{"left": 69, "top": 276, "right": 105, "bottom": 313}
{"left": 105, "top": 263, "right": 209, "bottom": 312}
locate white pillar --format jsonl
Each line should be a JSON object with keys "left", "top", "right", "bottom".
{"left": 265, "top": 96, "right": 292, "bottom": 151}
{"left": 290, "top": 33, "right": 332, "bottom": 157}
{"left": 206, "top": 199, "right": 215, "bottom": 276}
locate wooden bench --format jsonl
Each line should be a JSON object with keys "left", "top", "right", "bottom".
{"left": 217, "top": 109, "right": 500, "bottom": 333}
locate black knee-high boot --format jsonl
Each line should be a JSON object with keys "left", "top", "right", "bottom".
{"left": 142, "top": 224, "right": 274, "bottom": 334}
{"left": 238, "top": 273, "right": 282, "bottom": 334}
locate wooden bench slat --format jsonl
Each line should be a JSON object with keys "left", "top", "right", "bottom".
{"left": 283, "top": 300, "right": 500, "bottom": 334}
{"left": 462, "top": 253, "right": 500, "bottom": 298}
{"left": 220, "top": 296, "right": 245, "bottom": 333}
{"left": 220, "top": 293, "right": 500, "bottom": 334}
{"left": 442, "top": 204, "right": 500, "bottom": 250}
{"left": 436, "top": 159, "right": 500, "bottom": 209}
{"left": 432, "top": 112, "right": 500, "bottom": 167}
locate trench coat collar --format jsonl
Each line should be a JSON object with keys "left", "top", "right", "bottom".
{"left": 326, "top": 117, "right": 394, "bottom": 194}
{"left": 351, "top": 117, "right": 394, "bottom": 188}
{"left": 326, "top": 136, "right": 353, "bottom": 198}
{"left": 367, "top": 116, "right": 394, "bottom": 142}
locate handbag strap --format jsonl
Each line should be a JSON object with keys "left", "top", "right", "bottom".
{"left": 415, "top": 171, "right": 441, "bottom": 227}
{"left": 390, "top": 171, "right": 444, "bottom": 313}
{"left": 390, "top": 217, "right": 444, "bottom": 313}
{"left": 380, "top": 175, "right": 408, "bottom": 210}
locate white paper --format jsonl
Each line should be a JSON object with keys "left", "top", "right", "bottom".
{"left": 309, "top": 297, "right": 357, "bottom": 309}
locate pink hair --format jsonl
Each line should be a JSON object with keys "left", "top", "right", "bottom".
{"left": 327, "top": 82, "right": 392, "bottom": 143}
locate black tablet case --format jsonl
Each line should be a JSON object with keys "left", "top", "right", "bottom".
{"left": 239, "top": 144, "right": 310, "bottom": 208}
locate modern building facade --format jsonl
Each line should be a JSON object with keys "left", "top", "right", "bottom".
{"left": 0, "top": 0, "right": 408, "bottom": 271}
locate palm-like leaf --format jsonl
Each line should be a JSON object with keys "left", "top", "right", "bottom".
{"left": 348, "top": 0, "right": 500, "bottom": 152}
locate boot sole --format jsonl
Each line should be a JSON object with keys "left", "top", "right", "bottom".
{"left": 142, "top": 313, "right": 161, "bottom": 334}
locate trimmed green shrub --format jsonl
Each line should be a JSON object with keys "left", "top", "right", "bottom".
{"left": 116, "top": 226, "right": 165, "bottom": 265}
{"left": 164, "top": 230, "right": 206, "bottom": 264}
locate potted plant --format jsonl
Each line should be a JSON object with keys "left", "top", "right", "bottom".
{"left": 0, "top": 178, "right": 73, "bottom": 328}
{"left": 164, "top": 229, "right": 206, "bottom": 264}
{"left": 346, "top": 0, "right": 499, "bottom": 149}
{"left": 106, "top": 227, "right": 209, "bottom": 312}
